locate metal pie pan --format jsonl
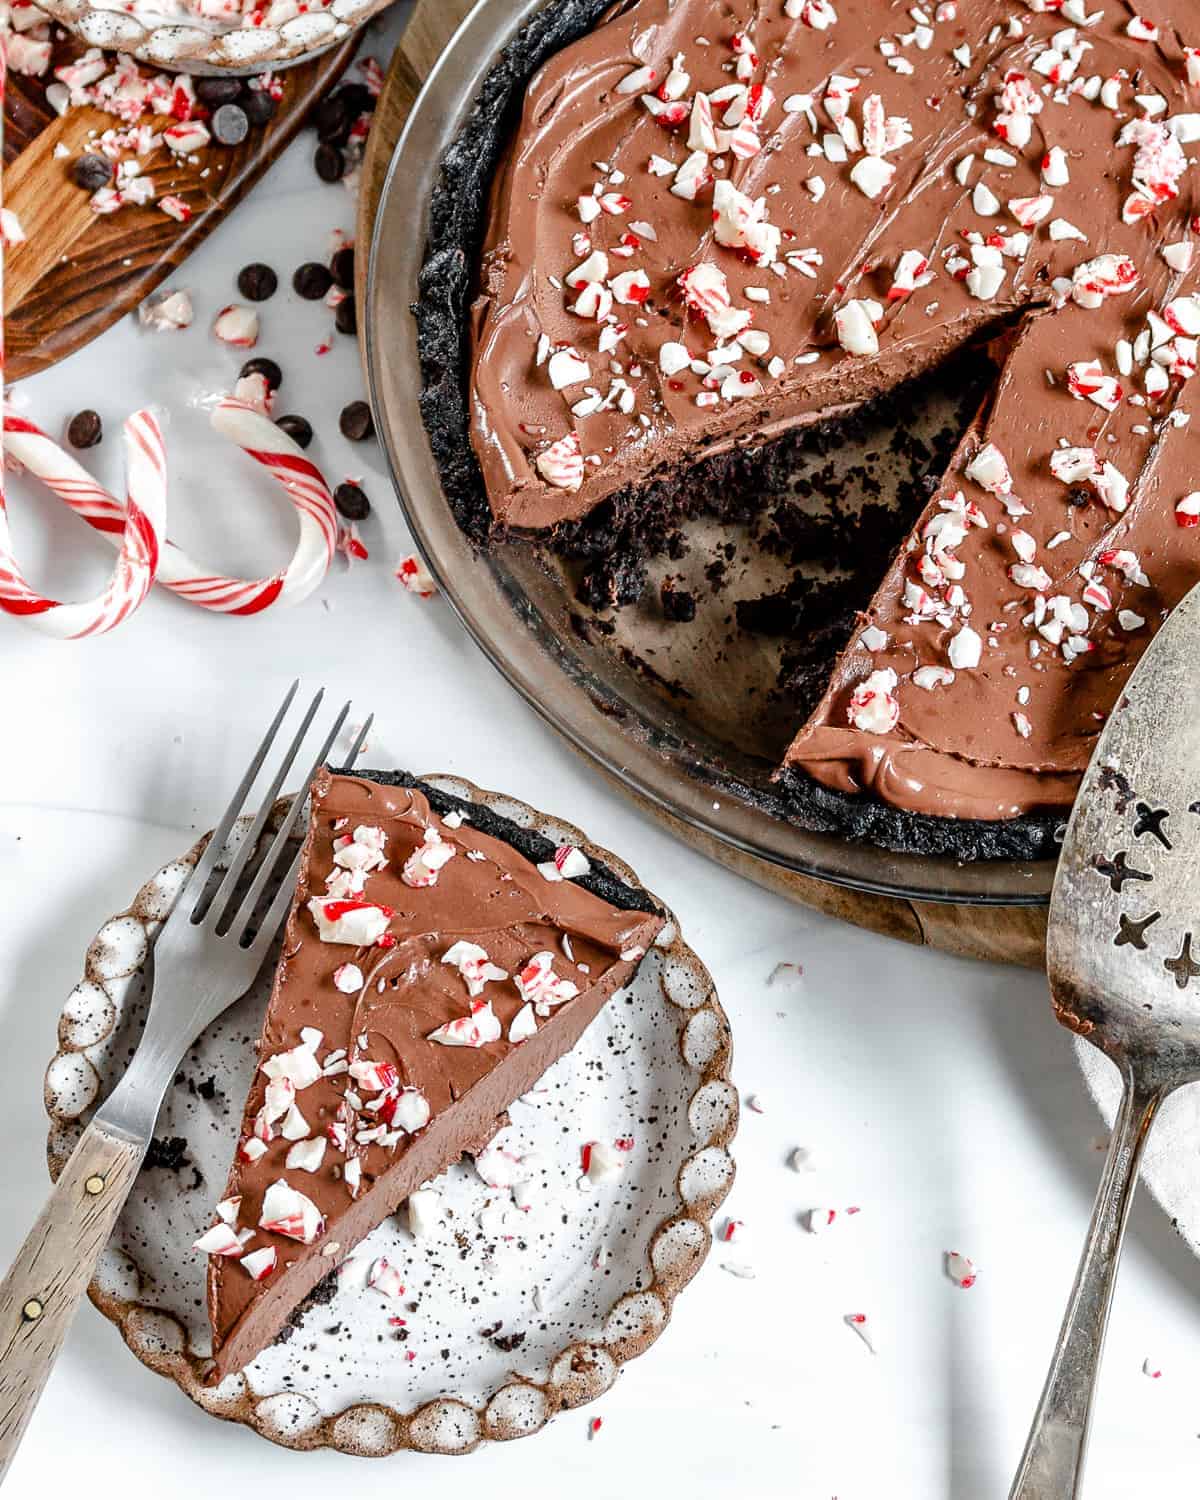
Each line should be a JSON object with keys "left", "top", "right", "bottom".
{"left": 363, "top": 0, "right": 1054, "bottom": 908}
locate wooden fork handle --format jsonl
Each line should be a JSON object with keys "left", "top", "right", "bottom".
{"left": 0, "top": 1120, "right": 144, "bottom": 1482}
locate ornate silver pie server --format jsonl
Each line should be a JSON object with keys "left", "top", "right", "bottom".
{"left": 1009, "top": 577, "right": 1200, "bottom": 1498}
{"left": 0, "top": 684, "right": 370, "bottom": 1485}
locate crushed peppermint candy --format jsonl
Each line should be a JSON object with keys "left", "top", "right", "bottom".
{"left": 428, "top": 1000, "right": 503, "bottom": 1048}
{"left": 259, "top": 1180, "right": 324, "bottom": 1245}
{"left": 396, "top": 554, "right": 438, "bottom": 597}
{"left": 537, "top": 844, "right": 592, "bottom": 881}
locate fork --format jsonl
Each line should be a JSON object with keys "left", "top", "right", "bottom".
{"left": 0, "top": 683, "right": 369, "bottom": 1483}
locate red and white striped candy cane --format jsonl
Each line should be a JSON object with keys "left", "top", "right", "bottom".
{"left": 3, "top": 397, "right": 337, "bottom": 617}
{"left": 0, "top": 409, "right": 167, "bottom": 638}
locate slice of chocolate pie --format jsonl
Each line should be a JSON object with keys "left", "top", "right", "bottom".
{"left": 419, "top": 0, "right": 1200, "bottom": 856}
{"left": 198, "top": 769, "right": 662, "bottom": 1382}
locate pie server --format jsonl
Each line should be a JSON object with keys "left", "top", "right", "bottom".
{"left": 1010, "top": 576, "right": 1200, "bottom": 1497}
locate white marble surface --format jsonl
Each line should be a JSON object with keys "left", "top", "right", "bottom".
{"left": 3, "top": 23, "right": 1200, "bottom": 1496}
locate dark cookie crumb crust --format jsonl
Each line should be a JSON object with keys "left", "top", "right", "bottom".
{"left": 345, "top": 766, "right": 664, "bottom": 916}
{"left": 413, "top": 0, "right": 1062, "bottom": 862}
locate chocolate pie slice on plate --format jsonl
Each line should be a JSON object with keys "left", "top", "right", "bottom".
{"left": 205, "top": 768, "right": 664, "bottom": 1381}
{"left": 43, "top": 772, "right": 734, "bottom": 1454}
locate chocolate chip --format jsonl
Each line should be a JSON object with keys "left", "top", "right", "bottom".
{"left": 276, "top": 414, "right": 313, "bottom": 448}
{"left": 240, "top": 356, "right": 283, "bottom": 391}
{"left": 339, "top": 401, "right": 374, "bottom": 442}
{"left": 66, "top": 410, "right": 103, "bottom": 449}
{"left": 71, "top": 153, "right": 112, "bottom": 191}
{"left": 195, "top": 76, "right": 243, "bottom": 107}
{"left": 313, "top": 93, "right": 350, "bottom": 144}
{"left": 237, "top": 262, "right": 277, "bottom": 301}
{"left": 330, "top": 245, "right": 355, "bottom": 290}
{"left": 242, "top": 88, "right": 276, "bottom": 127}
{"left": 314, "top": 143, "right": 345, "bottom": 183}
{"left": 212, "top": 103, "right": 249, "bottom": 146}
{"left": 333, "top": 481, "right": 370, "bottom": 521}
{"left": 335, "top": 293, "right": 357, "bottom": 336}
{"left": 338, "top": 82, "right": 371, "bottom": 117}
{"left": 292, "top": 261, "right": 332, "bottom": 300}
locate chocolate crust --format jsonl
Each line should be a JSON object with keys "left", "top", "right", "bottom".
{"left": 414, "top": 0, "right": 1062, "bottom": 862}
{"left": 355, "top": 767, "right": 664, "bottom": 914}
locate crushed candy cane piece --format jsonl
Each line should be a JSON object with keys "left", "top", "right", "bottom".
{"left": 213, "top": 304, "right": 259, "bottom": 348}
{"left": 241, "top": 1246, "right": 277, "bottom": 1281}
{"left": 193, "top": 1223, "right": 245, "bottom": 1257}
{"left": 259, "top": 1180, "right": 324, "bottom": 1244}
{"left": 396, "top": 553, "right": 437, "bottom": 597}
{"left": 428, "top": 1000, "right": 502, "bottom": 1048}
{"left": 408, "top": 1187, "right": 442, "bottom": 1238}
{"left": 945, "top": 1250, "right": 978, "bottom": 1288}
{"left": 580, "top": 1139, "right": 625, "bottom": 1184}
{"left": 402, "top": 827, "right": 456, "bottom": 888}
{"left": 508, "top": 1002, "right": 539, "bottom": 1043}
{"left": 307, "top": 897, "right": 393, "bottom": 946}
{"left": 514, "top": 951, "right": 580, "bottom": 1012}
{"left": 368, "top": 1256, "right": 406, "bottom": 1298}
{"left": 333, "top": 963, "right": 364, "bottom": 994}
{"left": 442, "top": 940, "right": 509, "bottom": 997}
{"left": 848, "top": 667, "right": 899, "bottom": 733}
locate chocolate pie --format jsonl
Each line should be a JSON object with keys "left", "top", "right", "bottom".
{"left": 200, "top": 769, "right": 662, "bottom": 1381}
{"left": 417, "top": 0, "right": 1200, "bottom": 857}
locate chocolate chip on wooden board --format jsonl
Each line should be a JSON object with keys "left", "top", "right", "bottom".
{"left": 333, "top": 482, "right": 370, "bottom": 521}
{"left": 293, "top": 262, "right": 332, "bottom": 300}
{"left": 243, "top": 89, "right": 277, "bottom": 127}
{"left": 66, "top": 410, "right": 103, "bottom": 449}
{"left": 195, "top": 76, "right": 243, "bottom": 107}
{"left": 71, "top": 154, "right": 112, "bottom": 191}
{"left": 212, "top": 103, "right": 249, "bottom": 146}
{"left": 339, "top": 401, "right": 374, "bottom": 442}
{"left": 276, "top": 415, "right": 313, "bottom": 449}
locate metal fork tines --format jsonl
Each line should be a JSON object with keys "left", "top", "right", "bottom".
{"left": 96, "top": 682, "right": 372, "bottom": 1145}
{"left": 0, "top": 682, "right": 370, "bottom": 1481}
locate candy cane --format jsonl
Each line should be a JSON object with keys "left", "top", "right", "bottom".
{"left": 0, "top": 410, "right": 166, "bottom": 638}
{"left": 3, "top": 397, "right": 337, "bottom": 617}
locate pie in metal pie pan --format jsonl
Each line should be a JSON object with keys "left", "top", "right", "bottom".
{"left": 363, "top": 0, "right": 1057, "bottom": 910}
{"left": 41, "top": 777, "right": 735, "bottom": 1455}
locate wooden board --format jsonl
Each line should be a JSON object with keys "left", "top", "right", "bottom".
{"left": 5, "top": 38, "right": 357, "bottom": 382}
{"left": 354, "top": 5, "right": 1050, "bottom": 969}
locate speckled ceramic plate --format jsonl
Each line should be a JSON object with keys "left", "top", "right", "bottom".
{"left": 42, "top": 776, "right": 735, "bottom": 1456}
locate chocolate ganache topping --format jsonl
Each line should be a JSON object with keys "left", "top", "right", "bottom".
{"left": 204, "top": 770, "right": 661, "bottom": 1380}
{"left": 467, "top": 0, "right": 1200, "bottom": 824}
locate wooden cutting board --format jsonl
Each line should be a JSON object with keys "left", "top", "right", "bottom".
{"left": 354, "top": 3, "right": 1049, "bottom": 969}
{"left": 5, "top": 38, "right": 357, "bottom": 382}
